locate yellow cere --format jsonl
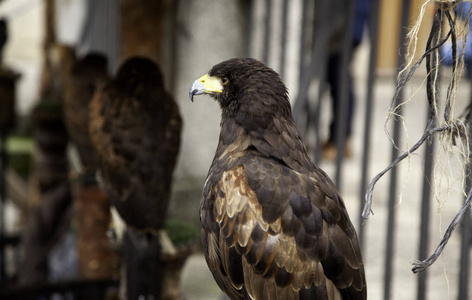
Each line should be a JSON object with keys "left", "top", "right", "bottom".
{"left": 199, "top": 73, "right": 224, "bottom": 94}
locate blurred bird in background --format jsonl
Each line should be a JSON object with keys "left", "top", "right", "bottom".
{"left": 63, "top": 52, "right": 109, "bottom": 175}
{"left": 90, "top": 56, "right": 182, "bottom": 299}
{"left": 190, "top": 58, "right": 366, "bottom": 300}
{"left": 62, "top": 52, "right": 119, "bottom": 280}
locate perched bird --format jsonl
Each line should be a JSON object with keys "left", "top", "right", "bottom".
{"left": 189, "top": 58, "right": 366, "bottom": 300}
{"left": 63, "top": 52, "right": 109, "bottom": 172}
{"left": 89, "top": 56, "right": 182, "bottom": 232}
{"left": 90, "top": 56, "right": 182, "bottom": 298}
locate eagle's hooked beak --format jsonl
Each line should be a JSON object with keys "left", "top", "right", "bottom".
{"left": 189, "top": 74, "right": 223, "bottom": 102}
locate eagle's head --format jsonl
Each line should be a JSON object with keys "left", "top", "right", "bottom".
{"left": 189, "top": 58, "right": 291, "bottom": 119}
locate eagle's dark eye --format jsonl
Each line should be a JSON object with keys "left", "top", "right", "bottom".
{"left": 221, "top": 77, "right": 229, "bottom": 85}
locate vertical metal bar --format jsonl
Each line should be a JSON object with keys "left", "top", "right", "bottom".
{"left": 458, "top": 81, "right": 472, "bottom": 300}
{"left": 417, "top": 130, "right": 435, "bottom": 300}
{"left": 384, "top": 131, "right": 400, "bottom": 300}
{"left": 279, "top": 0, "right": 289, "bottom": 80}
{"left": 310, "top": 0, "right": 337, "bottom": 163}
{"left": 313, "top": 77, "right": 325, "bottom": 163}
{"left": 297, "top": 0, "right": 311, "bottom": 82}
{"left": 312, "top": 0, "right": 327, "bottom": 164}
{"left": 293, "top": 0, "right": 312, "bottom": 126}
{"left": 104, "top": 0, "right": 108, "bottom": 70}
{"left": 245, "top": 0, "right": 254, "bottom": 58}
{"left": 358, "top": 0, "right": 381, "bottom": 248}
{"left": 294, "top": 0, "right": 333, "bottom": 144}
{"left": 334, "top": 0, "right": 355, "bottom": 189}
{"left": 384, "top": 1, "right": 411, "bottom": 300}
{"left": 417, "top": 13, "right": 441, "bottom": 299}
{"left": 110, "top": 0, "right": 119, "bottom": 73}
{"left": 168, "top": 0, "right": 179, "bottom": 93}
{"left": 458, "top": 188, "right": 471, "bottom": 300}
{"left": 0, "top": 132, "right": 6, "bottom": 284}
{"left": 263, "top": 0, "right": 272, "bottom": 64}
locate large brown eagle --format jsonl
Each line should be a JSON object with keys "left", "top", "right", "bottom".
{"left": 89, "top": 56, "right": 182, "bottom": 232}
{"left": 189, "top": 58, "right": 366, "bottom": 300}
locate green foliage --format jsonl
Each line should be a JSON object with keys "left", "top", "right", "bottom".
{"left": 6, "top": 135, "right": 33, "bottom": 180}
{"left": 164, "top": 218, "right": 199, "bottom": 247}
{"left": 33, "top": 101, "right": 62, "bottom": 113}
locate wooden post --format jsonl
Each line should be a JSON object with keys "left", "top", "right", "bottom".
{"left": 123, "top": 230, "right": 162, "bottom": 300}
{"left": 0, "top": 69, "right": 20, "bottom": 284}
{"left": 74, "top": 179, "right": 117, "bottom": 280}
{"left": 39, "top": 0, "right": 58, "bottom": 102}
{"left": 120, "top": 0, "right": 164, "bottom": 64}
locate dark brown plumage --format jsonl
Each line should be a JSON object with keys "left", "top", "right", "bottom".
{"left": 63, "top": 53, "right": 109, "bottom": 171}
{"left": 89, "top": 56, "right": 182, "bottom": 232}
{"left": 190, "top": 58, "right": 366, "bottom": 300}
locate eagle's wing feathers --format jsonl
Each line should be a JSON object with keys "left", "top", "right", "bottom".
{"left": 205, "top": 153, "right": 365, "bottom": 299}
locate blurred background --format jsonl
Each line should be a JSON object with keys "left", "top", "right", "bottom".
{"left": 0, "top": 0, "right": 471, "bottom": 300}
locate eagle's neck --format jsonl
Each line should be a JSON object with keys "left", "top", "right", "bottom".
{"left": 213, "top": 115, "right": 315, "bottom": 175}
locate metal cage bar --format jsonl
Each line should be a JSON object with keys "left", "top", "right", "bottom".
{"left": 358, "top": 0, "right": 380, "bottom": 248}
{"left": 0, "top": 132, "right": 6, "bottom": 285}
{"left": 384, "top": 1, "right": 412, "bottom": 299}
{"left": 279, "top": 0, "right": 289, "bottom": 80}
{"left": 457, "top": 78, "right": 472, "bottom": 300}
{"left": 416, "top": 114, "right": 435, "bottom": 300}
{"left": 334, "top": 0, "right": 356, "bottom": 188}
{"left": 263, "top": 0, "right": 272, "bottom": 64}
